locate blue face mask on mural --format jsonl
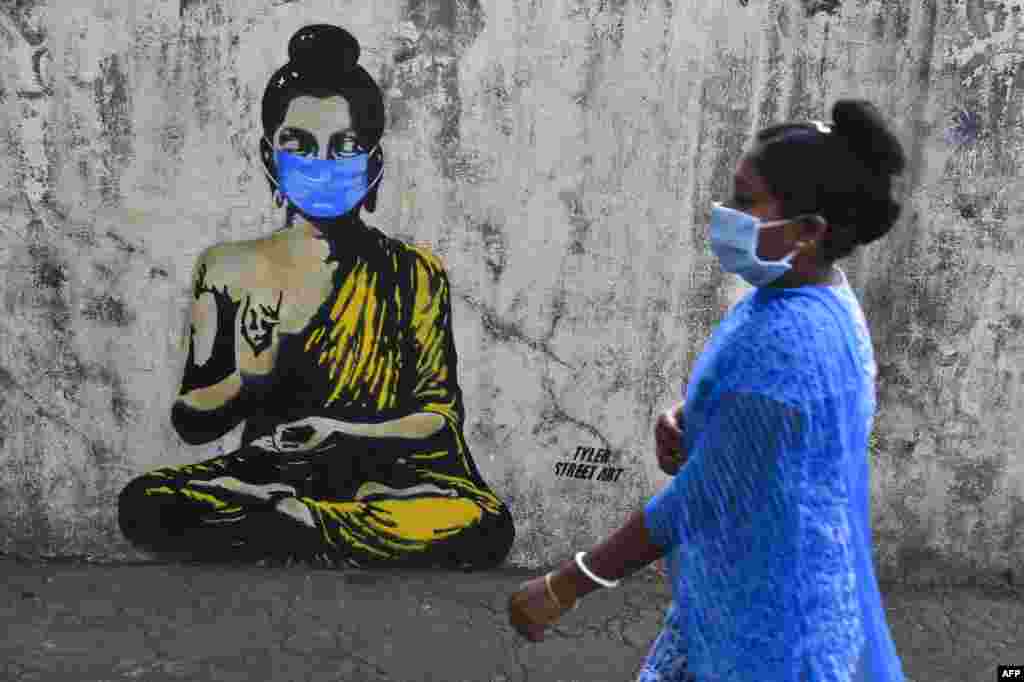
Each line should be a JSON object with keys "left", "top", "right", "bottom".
{"left": 709, "top": 202, "right": 824, "bottom": 288}
{"left": 266, "top": 137, "right": 384, "bottom": 219}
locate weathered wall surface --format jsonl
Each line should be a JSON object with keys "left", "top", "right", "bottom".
{"left": 0, "top": 0, "right": 1021, "bottom": 582}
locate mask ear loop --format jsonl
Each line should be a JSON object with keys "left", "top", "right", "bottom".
{"left": 259, "top": 136, "right": 385, "bottom": 196}
{"left": 366, "top": 144, "right": 385, "bottom": 191}
{"left": 260, "top": 135, "right": 385, "bottom": 218}
{"left": 782, "top": 214, "right": 828, "bottom": 262}
{"left": 748, "top": 213, "right": 826, "bottom": 264}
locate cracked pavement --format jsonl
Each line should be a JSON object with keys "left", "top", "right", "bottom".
{"left": 1, "top": 557, "right": 1021, "bottom": 681}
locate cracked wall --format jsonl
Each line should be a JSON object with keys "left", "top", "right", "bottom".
{"left": 0, "top": 0, "right": 1022, "bottom": 582}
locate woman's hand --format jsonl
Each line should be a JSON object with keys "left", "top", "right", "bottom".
{"left": 654, "top": 402, "right": 686, "bottom": 475}
{"left": 273, "top": 416, "right": 342, "bottom": 453}
{"left": 508, "top": 574, "right": 577, "bottom": 642}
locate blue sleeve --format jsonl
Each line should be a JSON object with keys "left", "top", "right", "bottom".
{"left": 644, "top": 391, "right": 804, "bottom": 551}
{"left": 644, "top": 467, "right": 684, "bottom": 550}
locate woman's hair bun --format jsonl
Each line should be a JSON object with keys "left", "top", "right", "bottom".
{"left": 831, "top": 99, "right": 906, "bottom": 177}
{"left": 287, "top": 24, "right": 360, "bottom": 72}
{"left": 855, "top": 198, "right": 902, "bottom": 246}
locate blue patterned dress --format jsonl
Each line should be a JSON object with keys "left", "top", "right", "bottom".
{"left": 638, "top": 269, "right": 906, "bottom": 682}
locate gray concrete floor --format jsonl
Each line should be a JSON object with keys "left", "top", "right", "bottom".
{"left": 1, "top": 556, "right": 1021, "bottom": 681}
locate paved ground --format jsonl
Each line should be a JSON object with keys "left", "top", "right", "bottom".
{"left": 0, "top": 555, "right": 1021, "bottom": 682}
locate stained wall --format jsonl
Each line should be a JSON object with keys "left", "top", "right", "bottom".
{"left": 0, "top": 0, "right": 1021, "bottom": 583}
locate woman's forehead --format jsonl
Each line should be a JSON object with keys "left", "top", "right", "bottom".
{"left": 281, "top": 95, "right": 352, "bottom": 132}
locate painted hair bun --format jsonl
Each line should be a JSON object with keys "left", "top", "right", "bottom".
{"left": 287, "top": 24, "right": 360, "bottom": 72}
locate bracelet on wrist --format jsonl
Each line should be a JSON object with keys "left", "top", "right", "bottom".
{"left": 544, "top": 572, "right": 564, "bottom": 610}
{"left": 544, "top": 571, "right": 580, "bottom": 612}
{"left": 574, "top": 552, "right": 621, "bottom": 589}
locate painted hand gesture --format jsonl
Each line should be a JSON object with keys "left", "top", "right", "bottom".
{"left": 273, "top": 416, "right": 340, "bottom": 453}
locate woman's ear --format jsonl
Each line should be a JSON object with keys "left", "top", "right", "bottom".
{"left": 799, "top": 216, "right": 831, "bottom": 263}
{"left": 798, "top": 215, "right": 828, "bottom": 241}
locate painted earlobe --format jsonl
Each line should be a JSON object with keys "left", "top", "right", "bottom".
{"left": 363, "top": 188, "right": 377, "bottom": 213}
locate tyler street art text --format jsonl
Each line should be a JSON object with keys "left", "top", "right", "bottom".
{"left": 553, "top": 447, "right": 625, "bottom": 482}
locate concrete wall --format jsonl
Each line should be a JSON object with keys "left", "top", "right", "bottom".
{"left": 0, "top": 0, "right": 1021, "bottom": 582}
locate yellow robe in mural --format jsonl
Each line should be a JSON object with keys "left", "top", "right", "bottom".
{"left": 120, "top": 225, "right": 514, "bottom": 569}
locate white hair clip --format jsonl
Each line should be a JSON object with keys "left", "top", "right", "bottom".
{"left": 809, "top": 120, "right": 833, "bottom": 134}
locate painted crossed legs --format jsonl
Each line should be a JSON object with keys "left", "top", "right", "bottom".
{"left": 117, "top": 440, "right": 514, "bottom": 570}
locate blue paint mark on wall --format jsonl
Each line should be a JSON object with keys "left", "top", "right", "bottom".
{"left": 944, "top": 107, "right": 982, "bottom": 146}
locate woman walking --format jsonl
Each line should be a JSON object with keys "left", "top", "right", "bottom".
{"left": 509, "top": 99, "right": 908, "bottom": 682}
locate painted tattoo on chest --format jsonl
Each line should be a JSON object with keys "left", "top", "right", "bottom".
{"left": 240, "top": 291, "right": 283, "bottom": 357}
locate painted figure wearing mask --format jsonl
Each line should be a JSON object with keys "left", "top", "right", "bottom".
{"left": 267, "top": 135, "right": 384, "bottom": 219}
{"left": 118, "top": 24, "right": 515, "bottom": 573}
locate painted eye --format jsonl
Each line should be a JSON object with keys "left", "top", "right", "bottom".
{"left": 329, "top": 130, "right": 367, "bottom": 158}
{"left": 330, "top": 139, "right": 358, "bottom": 158}
{"left": 278, "top": 129, "right": 317, "bottom": 157}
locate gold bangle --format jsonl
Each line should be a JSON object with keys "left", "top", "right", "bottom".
{"left": 544, "top": 572, "right": 564, "bottom": 611}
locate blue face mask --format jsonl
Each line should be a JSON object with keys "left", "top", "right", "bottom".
{"left": 265, "top": 137, "right": 384, "bottom": 219}
{"left": 709, "top": 202, "right": 823, "bottom": 288}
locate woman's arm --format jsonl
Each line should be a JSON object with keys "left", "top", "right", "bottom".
{"left": 547, "top": 507, "right": 668, "bottom": 604}
{"left": 548, "top": 392, "right": 797, "bottom": 603}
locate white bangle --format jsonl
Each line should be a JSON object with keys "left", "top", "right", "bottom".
{"left": 574, "top": 552, "right": 620, "bottom": 588}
